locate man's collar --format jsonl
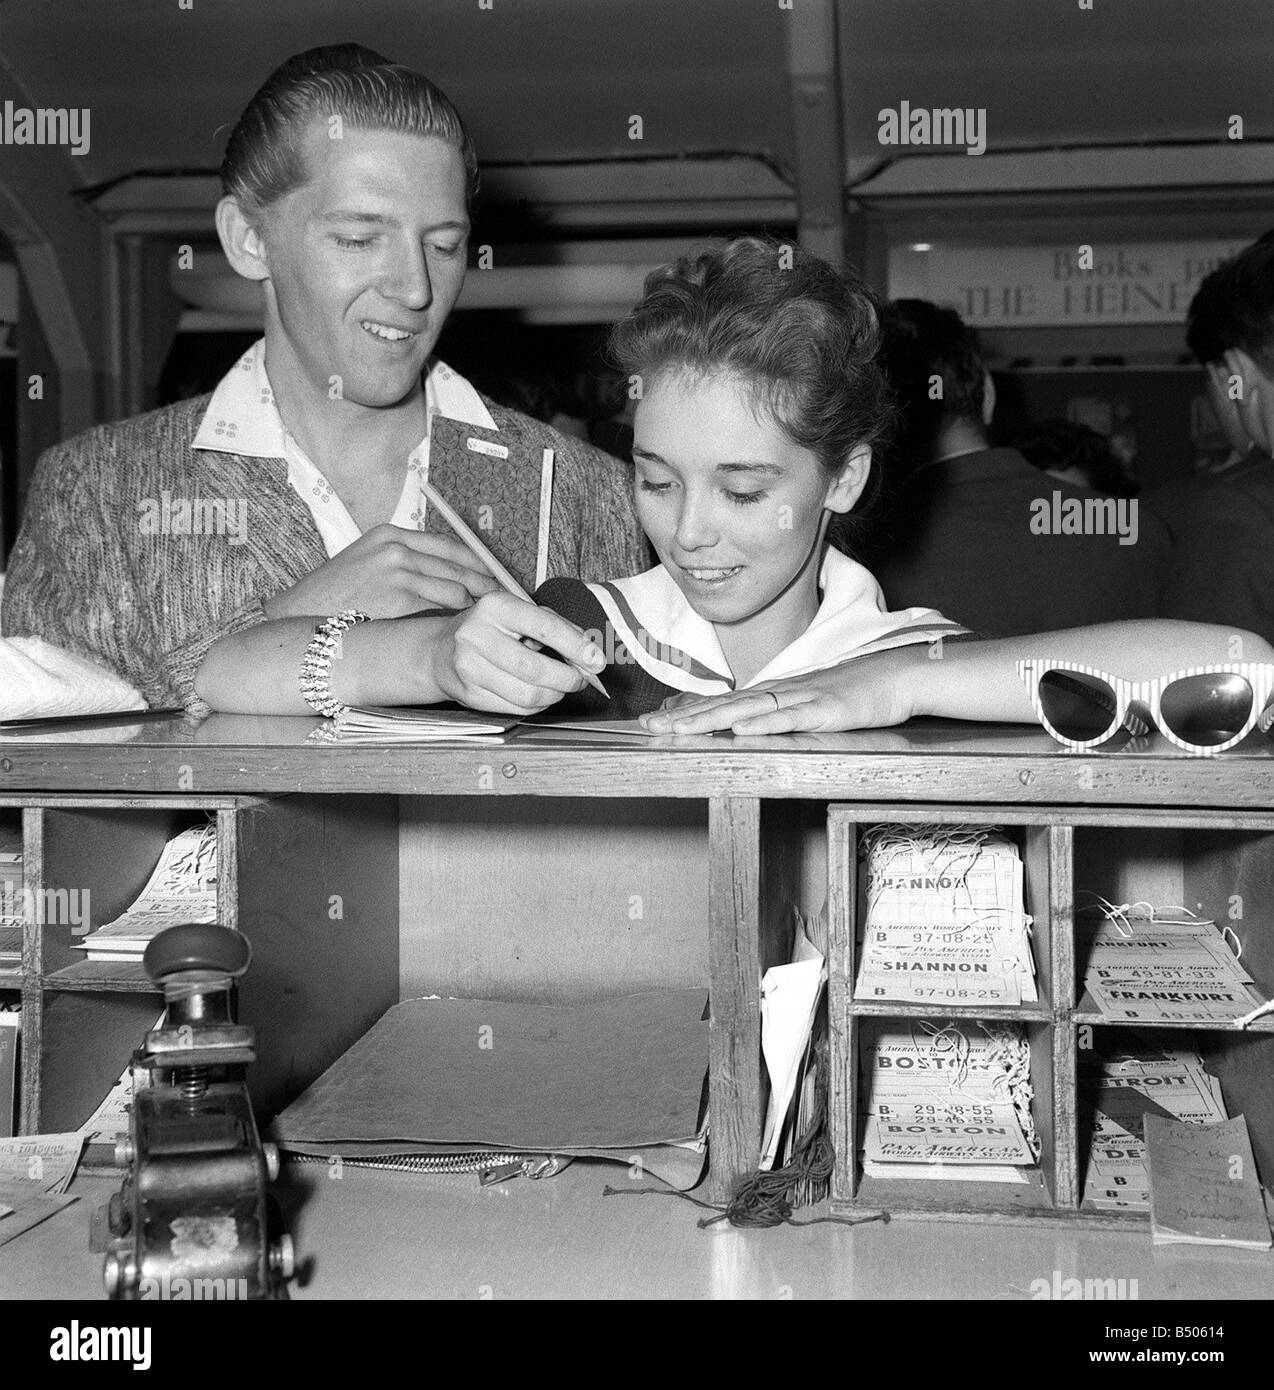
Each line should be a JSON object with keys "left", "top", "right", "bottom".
{"left": 906, "top": 447, "right": 1035, "bottom": 488}
{"left": 191, "top": 338, "right": 495, "bottom": 459}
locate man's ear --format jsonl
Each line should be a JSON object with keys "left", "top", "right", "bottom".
{"left": 1223, "top": 347, "right": 1271, "bottom": 453}
{"left": 824, "top": 444, "right": 872, "bottom": 514}
{"left": 215, "top": 196, "right": 270, "bottom": 283}
{"left": 981, "top": 369, "right": 996, "bottom": 428}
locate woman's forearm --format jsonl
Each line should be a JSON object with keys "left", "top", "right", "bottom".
{"left": 910, "top": 621, "right": 1274, "bottom": 723}
{"left": 194, "top": 615, "right": 449, "bottom": 714}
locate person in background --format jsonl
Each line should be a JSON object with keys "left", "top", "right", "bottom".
{"left": 1143, "top": 234, "right": 1274, "bottom": 647}
{"left": 864, "top": 299, "right": 1169, "bottom": 636}
{"left": 1012, "top": 417, "right": 1138, "bottom": 498}
{"left": 2, "top": 44, "right": 644, "bottom": 718}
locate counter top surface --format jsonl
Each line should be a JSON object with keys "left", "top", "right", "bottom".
{"left": 1, "top": 714, "right": 1273, "bottom": 806}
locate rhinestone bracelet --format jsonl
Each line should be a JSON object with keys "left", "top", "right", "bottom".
{"left": 299, "top": 609, "right": 370, "bottom": 717}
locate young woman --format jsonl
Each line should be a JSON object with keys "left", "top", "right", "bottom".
{"left": 534, "top": 238, "right": 967, "bottom": 718}
{"left": 197, "top": 238, "right": 1274, "bottom": 732}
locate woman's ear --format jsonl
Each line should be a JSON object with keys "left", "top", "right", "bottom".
{"left": 824, "top": 444, "right": 872, "bottom": 514}
{"left": 215, "top": 196, "right": 270, "bottom": 283}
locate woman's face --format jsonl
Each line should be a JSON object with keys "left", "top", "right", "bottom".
{"left": 632, "top": 371, "right": 869, "bottom": 648}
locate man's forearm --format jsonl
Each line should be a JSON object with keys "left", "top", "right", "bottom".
{"left": 194, "top": 615, "right": 450, "bottom": 714}
{"left": 908, "top": 620, "right": 1274, "bottom": 723}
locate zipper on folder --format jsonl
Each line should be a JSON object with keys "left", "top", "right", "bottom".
{"left": 285, "top": 1151, "right": 570, "bottom": 1182}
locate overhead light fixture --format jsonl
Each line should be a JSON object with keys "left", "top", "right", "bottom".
{"left": 909, "top": 242, "right": 933, "bottom": 252}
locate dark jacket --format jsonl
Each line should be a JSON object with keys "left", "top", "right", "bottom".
{"left": 869, "top": 447, "right": 1169, "bottom": 636}
{"left": 1145, "top": 451, "right": 1274, "bottom": 647}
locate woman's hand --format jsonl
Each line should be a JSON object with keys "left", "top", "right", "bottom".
{"left": 265, "top": 524, "right": 502, "bottom": 620}
{"left": 639, "top": 654, "right": 919, "bottom": 735}
{"left": 424, "top": 593, "right": 608, "bottom": 715}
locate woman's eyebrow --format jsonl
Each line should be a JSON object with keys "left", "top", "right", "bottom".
{"left": 632, "top": 448, "right": 782, "bottom": 476}
{"left": 716, "top": 461, "right": 784, "bottom": 475}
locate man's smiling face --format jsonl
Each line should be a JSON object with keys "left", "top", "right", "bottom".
{"left": 253, "top": 121, "right": 470, "bottom": 410}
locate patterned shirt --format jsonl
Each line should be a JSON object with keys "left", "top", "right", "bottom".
{"left": 192, "top": 341, "right": 498, "bottom": 557}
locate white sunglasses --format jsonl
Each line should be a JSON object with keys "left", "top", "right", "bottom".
{"left": 1016, "top": 660, "right": 1274, "bottom": 755}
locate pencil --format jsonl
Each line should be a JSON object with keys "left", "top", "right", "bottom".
{"left": 420, "top": 476, "right": 609, "bottom": 698}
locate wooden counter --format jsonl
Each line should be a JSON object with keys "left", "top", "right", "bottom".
{"left": 2, "top": 713, "right": 1272, "bottom": 1214}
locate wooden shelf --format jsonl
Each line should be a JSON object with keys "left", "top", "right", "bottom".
{"left": 43, "top": 960, "right": 154, "bottom": 993}
{"left": 835, "top": 1170, "right": 1054, "bottom": 1220}
{"left": 846, "top": 1000, "right": 1053, "bottom": 1023}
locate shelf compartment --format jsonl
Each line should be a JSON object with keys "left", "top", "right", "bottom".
{"left": 837, "top": 812, "right": 1056, "bottom": 1016}
{"left": 1073, "top": 824, "right": 1274, "bottom": 1034}
{"left": 43, "top": 961, "right": 155, "bottom": 993}
{"left": 1075, "top": 1023, "right": 1274, "bottom": 1220}
{"left": 834, "top": 1008, "right": 1059, "bottom": 1219}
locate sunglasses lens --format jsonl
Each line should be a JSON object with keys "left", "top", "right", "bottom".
{"left": 1159, "top": 674, "right": 1253, "bottom": 746}
{"left": 1037, "top": 670, "right": 1120, "bottom": 741}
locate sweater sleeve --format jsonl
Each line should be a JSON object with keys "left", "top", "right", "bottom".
{"left": 2, "top": 431, "right": 273, "bottom": 716}
{"left": 2, "top": 437, "right": 155, "bottom": 695}
{"left": 549, "top": 433, "right": 650, "bottom": 582}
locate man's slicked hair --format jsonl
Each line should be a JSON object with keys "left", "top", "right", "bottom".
{"left": 220, "top": 43, "right": 478, "bottom": 218}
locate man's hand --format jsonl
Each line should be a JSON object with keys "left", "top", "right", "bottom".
{"left": 425, "top": 592, "right": 608, "bottom": 715}
{"left": 638, "top": 656, "right": 918, "bottom": 735}
{"left": 265, "top": 524, "right": 501, "bottom": 619}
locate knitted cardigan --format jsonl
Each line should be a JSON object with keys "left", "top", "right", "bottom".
{"left": 1, "top": 393, "right": 648, "bottom": 715}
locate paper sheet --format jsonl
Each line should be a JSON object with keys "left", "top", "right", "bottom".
{"left": 0, "top": 1132, "right": 84, "bottom": 1195}
{"left": 80, "top": 824, "right": 217, "bottom": 958}
{"left": 760, "top": 928, "right": 825, "bottom": 1170}
{"left": 0, "top": 1192, "right": 78, "bottom": 1247}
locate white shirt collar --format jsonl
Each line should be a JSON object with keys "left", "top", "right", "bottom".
{"left": 191, "top": 338, "right": 495, "bottom": 457}
{"left": 588, "top": 548, "right": 967, "bottom": 695}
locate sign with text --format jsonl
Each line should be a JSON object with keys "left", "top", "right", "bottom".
{"left": 889, "top": 240, "right": 1249, "bottom": 328}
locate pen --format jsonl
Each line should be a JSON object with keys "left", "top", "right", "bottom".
{"left": 419, "top": 476, "right": 610, "bottom": 698}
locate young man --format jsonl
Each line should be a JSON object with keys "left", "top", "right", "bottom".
{"left": 865, "top": 300, "right": 1169, "bottom": 636}
{"left": 1, "top": 45, "right": 644, "bottom": 716}
{"left": 1144, "top": 233, "right": 1274, "bottom": 647}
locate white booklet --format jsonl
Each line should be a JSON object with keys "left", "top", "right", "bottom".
{"left": 309, "top": 706, "right": 521, "bottom": 744}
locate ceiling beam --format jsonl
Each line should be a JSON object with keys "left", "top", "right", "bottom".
{"left": 785, "top": 0, "right": 846, "bottom": 264}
